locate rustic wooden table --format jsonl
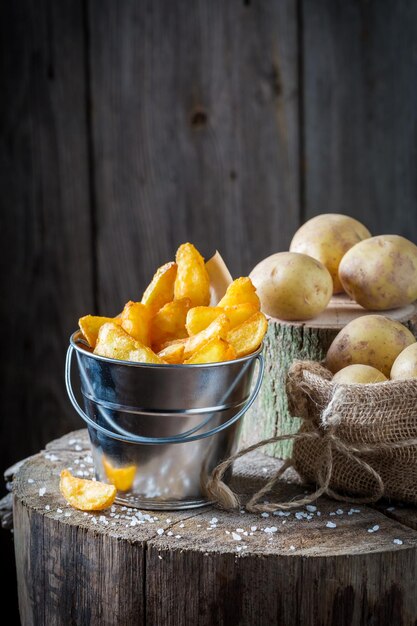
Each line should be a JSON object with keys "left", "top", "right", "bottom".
{"left": 5, "top": 430, "right": 417, "bottom": 625}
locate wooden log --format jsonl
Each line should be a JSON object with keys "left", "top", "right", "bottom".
{"left": 10, "top": 430, "right": 417, "bottom": 625}
{"left": 239, "top": 296, "right": 417, "bottom": 458}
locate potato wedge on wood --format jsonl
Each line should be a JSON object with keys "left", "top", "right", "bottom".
{"left": 186, "top": 302, "right": 259, "bottom": 335}
{"left": 174, "top": 243, "right": 210, "bottom": 307}
{"left": 226, "top": 312, "right": 268, "bottom": 358}
{"left": 184, "top": 338, "right": 236, "bottom": 364}
{"left": 102, "top": 457, "right": 136, "bottom": 491}
{"left": 94, "top": 322, "right": 163, "bottom": 364}
{"left": 183, "top": 313, "right": 230, "bottom": 359}
{"left": 60, "top": 469, "right": 116, "bottom": 511}
{"left": 120, "top": 301, "right": 152, "bottom": 346}
{"left": 79, "top": 315, "right": 121, "bottom": 348}
{"left": 218, "top": 277, "right": 260, "bottom": 310}
{"left": 157, "top": 342, "right": 185, "bottom": 364}
{"left": 151, "top": 298, "right": 191, "bottom": 352}
{"left": 141, "top": 261, "right": 177, "bottom": 314}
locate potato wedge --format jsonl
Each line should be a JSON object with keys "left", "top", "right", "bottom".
{"left": 157, "top": 342, "right": 185, "bottom": 364}
{"left": 94, "top": 322, "right": 163, "bottom": 364}
{"left": 102, "top": 457, "right": 136, "bottom": 491}
{"left": 183, "top": 313, "right": 230, "bottom": 359}
{"left": 186, "top": 303, "right": 258, "bottom": 335}
{"left": 60, "top": 469, "right": 116, "bottom": 511}
{"left": 217, "top": 277, "right": 261, "bottom": 309}
{"left": 184, "top": 338, "right": 236, "bottom": 364}
{"left": 120, "top": 301, "right": 152, "bottom": 345}
{"left": 174, "top": 243, "right": 210, "bottom": 306}
{"left": 151, "top": 298, "right": 191, "bottom": 352}
{"left": 79, "top": 315, "right": 120, "bottom": 348}
{"left": 141, "top": 261, "right": 177, "bottom": 314}
{"left": 226, "top": 312, "right": 268, "bottom": 358}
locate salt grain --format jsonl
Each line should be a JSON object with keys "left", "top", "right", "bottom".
{"left": 179, "top": 523, "right": 185, "bottom": 528}
{"left": 306, "top": 505, "right": 317, "bottom": 513}
{"left": 368, "top": 525, "right": 380, "bottom": 533}
{"left": 289, "top": 545, "right": 296, "bottom": 551}
{"left": 393, "top": 539, "right": 403, "bottom": 545}
{"left": 157, "top": 528, "right": 164, "bottom": 535}
{"left": 175, "top": 535, "right": 182, "bottom": 539}
{"left": 387, "top": 507, "right": 395, "bottom": 512}
{"left": 336, "top": 509, "right": 344, "bottom": 515}
{"left": 167, "top": 531, "right": 173, "bottom": 536}
{"left": 39, "top": 487, "right": 46, "bottom": 496}
{"left": 261, "top": 512, "right": 269, "bottom": 518}
{"left": 236, "top": 528, "right": 244, "bottom": 533}
{"left": 57, "top": 509, "right": 62, "bottom": 514}
{"left": 326, "top": 521, "right": 336, "bottom": 528}
{"left": 232, "top": 532, "right": 242, "bottom": 541}
{"left": 166, "top": 518, "right": 171, "bottom": 523}
{"left": 250, "top": 526, "right": 257, "bottom": 532}
{"left": 28, "top": 479, "right": 34, "bottom": 484}
{"left": 45, "top": 505, "right": 50, "bottom": 511}
{"left": 211, "top": 517, "right": 218, "bottom": 524}
{"left": 75, "top": 445, "right": 82, "bottom": 451}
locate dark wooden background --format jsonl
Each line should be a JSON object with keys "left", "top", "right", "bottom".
{"left": 1, "top": 0, "right": 417, "bottom": 619}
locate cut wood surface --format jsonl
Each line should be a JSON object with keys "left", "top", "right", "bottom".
{"left": 11, "top": 430, "right": 417, "bottom": 625}
{"left": 239, "top": 297, "right": 417, "bottom": 458}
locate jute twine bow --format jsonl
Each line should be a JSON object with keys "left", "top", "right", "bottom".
{"left": 205, "top": 385, "right": 417, "bottom": 513}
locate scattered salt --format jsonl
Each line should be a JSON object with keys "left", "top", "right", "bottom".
{"left": 264, "top": 527, "right": 278, "bottom": 534}
{"left": 306, "top": 505, "right": 317, "bottom": 513}
{"left": 175, "top": 535, "right": 182, "bottom": 539}
{"left": 179, "top": 523, "right": 185, "bottom": 528}
{"left": 368, "top": 525, "right": 380, "bottom": 533}
{"left": 45, "top": 505, "right": 50, "bottom": 511}
{"left": 326, "top": 521, "right": 336, "bottom": 528}
{"left": 236, "top": 528, "right": 244, "bottom": 533}
{"left": 211, "top": 517, "right": 218, "bottom": 524}
{"left": 261, "top": 512, "right": 269, "bottom": 518}
{"left": 28, "top": 479, "right": 34, "bottom": 484}
{"left": 57, "top": 509, "right": 62, "bottom": 514}
{"left": 39, "top": 487, "right": 46, "bottom": 496}
{"left": 69, "top": 439, "right": 76, "bottom": 445}
{"left": 166, "top": 518, "right": 171, "bottom": 523}
{"left": 393, "top": 539, "right": 403, "bottom": 545}
{"left": 250, "top": 526, "right": 257, "bottom": 532}
{"left": 157, "top": 528, "right": 164, "bottom": 535}
{"left": 75, "top": 445, "right": 82, "bottom": 451}
{"left": 167, "top": 531, "right": 173, "bottom": 536}
{"left": 289, "top": 545, "right": 296, "bottom": 551}
{"left": 232, "top": 532, "right": 242, "bottom": 541}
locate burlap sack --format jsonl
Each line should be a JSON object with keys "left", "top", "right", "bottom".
{"left": 287, "top": 360, "right": 417, "bottom": 505}
{"left": 207, "top": 360, "right": 417, "bottom": 511}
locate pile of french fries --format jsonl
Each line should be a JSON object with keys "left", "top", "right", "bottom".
{"left": 78, "top": 243, "right": 268, "bottom": 365}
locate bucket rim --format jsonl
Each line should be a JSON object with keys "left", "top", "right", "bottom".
{"left": 69, "top": 330, "right": 263, "bottom": 369}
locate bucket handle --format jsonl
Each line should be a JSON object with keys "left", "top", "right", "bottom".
{"left": 65, "top": 345, "right": 264, "bottom": 445}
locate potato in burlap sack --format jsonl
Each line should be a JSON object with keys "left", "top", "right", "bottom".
{"left": 287, "top": 361, "right": 417, "bottom": 505}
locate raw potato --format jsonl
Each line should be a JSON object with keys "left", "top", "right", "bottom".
{"left": 326, "top": 315, "right": 416, "bottom": 376}
{"left": 184, "top": 338, "right": 236, "bottom": 364}
{"left": 94, "top": 322, "right": 163, "bottom": 364}
{"left": 174, "top": 243, "right": 210, "bottom": 306}
{"left": 102, "top": 458, "right": 136, "bottom": 491}
{"left": 150, "top": 298, "right": 191, "bottom": 351}
{"left": 157, "top": 342, "right": 185, "bottom": 364}
{"left": 390, "top": 343, "right": 417, "bottom": 380}
{"left": 218, "top": 277, "right": 260, "bottom": 310}
{"left": 183, "top": 314, "right": 230, "bottom": 359}
{"left": 227, "top": 312, "right": 268, "bottom": 358}
{"left": 332, "top": 364, "right": 387, "bottom": 384}
{"left": 141, "top": 261, "right": 177, "bottom": 314}
{"left": 120, "top": 301, "right": 152, "bottom": 346}
{"left": 79, "top": 315, "right": 120, "bottom": 348}
{"left": 186, "top": 303, "right": 258, "bottom": 336}
{"left": 290, "top": 213, "right": 371, "bottom": 294}
{"left": 339, "top": 235, "right": 417, "bottom": 310}
{"left": 60, "top": 469, "right": 116, "bottom": 511}
{"left": 250, "top": 252, "right": 333, "bottom": 321}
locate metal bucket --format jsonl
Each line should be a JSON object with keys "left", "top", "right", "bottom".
{"left": 65, "top": 330, "right": 264, "bottom": 510}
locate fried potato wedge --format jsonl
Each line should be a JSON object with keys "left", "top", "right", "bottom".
{"left": 184, "top": 338, "right": 236, "bottom": 364}
{"left": 217, "top": 277, "right": 261, "bottom": 310}
{"left": 102, "top": 457, "right": 136, "bottom": 491}
{"left": 186, "top": 303, "right": 259, "bottom": 335}
{"left": 79, "top": 315, "right": 120, "bottom": 348}
{"left": 120, "top": 301, "right": 152, "bottom": 345}
{"left": 226, "top": 312, "right": 268, "bottom": 358}
{"left": 60, "top": 469, "right": 116, "bottom": 511}
{"left": 141, "top": 261, "right": 177, "bottom": 314}
{"left": 94, "top": 322, "right": 163, "bottom": 364}
{"left": 183, "top": 313, "right": 230, "bottom": 359}
{"left": 174, "top": 243, "right": 210, "bottom": 306}
{"left": 157, "top": 342, "right": 185, "bottom": 364}
{"left": 151, "top": 298, "right": 191, "bottom": 352}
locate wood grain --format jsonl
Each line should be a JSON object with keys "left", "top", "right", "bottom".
{"left": 87, "top": 0, "right": 300, "bottom": 313}
{"left": 301, "top": 0, "right": 417, "bottom": 240}
{"left": 11, "top": 430, "right": 417, "bottom": 626}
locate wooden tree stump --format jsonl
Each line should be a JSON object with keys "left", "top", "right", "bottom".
{"left": 239, "top": 296, "right": 417, "bottom": 458}
{"left": 8, "top": 429, "right": 417, "bottom": 625}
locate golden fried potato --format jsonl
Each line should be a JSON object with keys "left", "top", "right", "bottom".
{"left": 174, "top": 243, "right": 210, "bottom": 306}
{"left": 120, "top": 301, "right": 152, "bottom": 345}
{"left": 183, "top": 313, "right": 230, "bottom": 359}
{"left": 141, "top": 261, "right": 177, "bottom": 314}
{"left": 157, "top": 342, "right": 185, "bottom": 364}
{"left": 60, "top": 469, "right": 116, "bottom": 511}
{"left": 217, "top": 277, "right": 260, "bottom": 310}
{"left": 102, "top": 457, "right": 136, "bottom": 491}
{"left": 186, "top": 303, "right": 258, "bottom": 335}
{"left": 79, "top": 315, "right": 120, "bottom": 348}
{"left": 151, "top": 298, "right": 191, "bottom": 352}
{"left": 184, "top": 338, "right": 236, "bottom": 364}
{"left": 227, "top": 312, "right": 268, "bottom": 358}
{"left": 94, "top": 322, "right": 163, "bottom": 364}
